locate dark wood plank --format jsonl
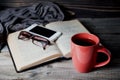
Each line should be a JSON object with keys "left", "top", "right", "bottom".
{"left": 0, "top": 0, "right": 120, "bottom": 17}
{"left": 79, "top": 18, "right": 120, "bottom": 57}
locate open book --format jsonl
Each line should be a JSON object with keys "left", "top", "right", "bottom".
{"left": 7, "top": 19, "right": 90, "bottom": 72}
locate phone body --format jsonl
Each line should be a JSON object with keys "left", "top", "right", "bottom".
{"left": 23, "top": 23, "right": 62, "bottom": 44}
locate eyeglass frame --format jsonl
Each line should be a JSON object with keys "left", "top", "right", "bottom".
{"left": 18, "top": 31, "right": 50, "bottom": 50}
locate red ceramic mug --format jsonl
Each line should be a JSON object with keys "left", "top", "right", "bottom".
{"left": 71, "top": 33, "right": 111, "bottom": 73}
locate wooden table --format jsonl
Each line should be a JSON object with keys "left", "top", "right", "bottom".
{"left": 0, "top": 46, "right": 120, "bottom": 80}
{"left": 0, "top": 18, "right": 120, "bottom": 80}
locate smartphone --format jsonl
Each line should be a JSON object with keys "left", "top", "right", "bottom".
{"left": 24, "top": 23, "right": 62, "bottom": 44}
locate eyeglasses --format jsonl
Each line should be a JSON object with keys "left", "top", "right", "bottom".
{"left": 18, "top": 31, "right": 50, "bottom": 50}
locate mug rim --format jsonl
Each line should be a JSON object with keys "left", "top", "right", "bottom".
{"left": 71, "top": 33, "right": 100, "bottom": 47}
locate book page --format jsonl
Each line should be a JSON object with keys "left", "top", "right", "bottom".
{"left": 7, "top": 31, "right": 62, "bottom": 71}
{"left": 46, "top": 20, "right": 90, "bottom": 58}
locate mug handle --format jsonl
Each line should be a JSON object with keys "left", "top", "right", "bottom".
{"left": 94, "top": 45, "right": 111, "bottom": 68}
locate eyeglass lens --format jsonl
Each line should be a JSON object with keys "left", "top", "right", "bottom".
{"left": 18, "top": 31, "right": 50, "bottom": 50}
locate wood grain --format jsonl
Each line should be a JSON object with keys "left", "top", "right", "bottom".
{"left": 0, "top": 45, "right": 120, "bottom": 80}
{"left": 0, "top": 0, "right": 120, "bottom": 18}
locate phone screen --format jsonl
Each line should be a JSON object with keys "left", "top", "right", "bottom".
{"left": 30, "top": 26, "right": 56, "bottom": 38}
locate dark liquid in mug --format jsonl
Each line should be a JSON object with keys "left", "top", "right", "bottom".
{"left": 73, "top": 38, "right": 96, "bottom": 46}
